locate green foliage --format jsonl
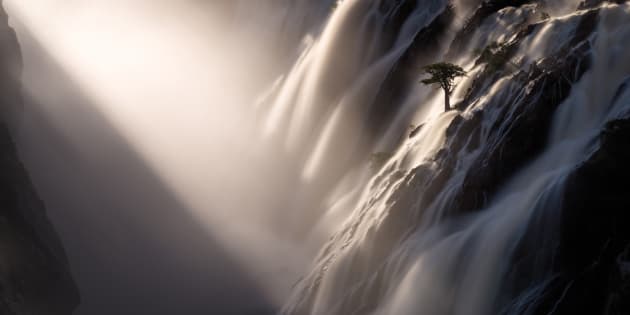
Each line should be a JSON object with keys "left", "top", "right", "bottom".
{"left": 369, "top": 152, "right": 392, "bottom": 172}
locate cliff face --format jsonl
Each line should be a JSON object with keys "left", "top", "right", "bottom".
{"left": 0, "top": 4, "right": 79, "bottom": 314}
{"left": 280, "top": 1, "right": 630, "bottom": 315}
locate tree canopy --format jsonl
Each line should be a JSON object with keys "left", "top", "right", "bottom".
{"left": 420, "top": 62, "right": 467, "bottom": 111}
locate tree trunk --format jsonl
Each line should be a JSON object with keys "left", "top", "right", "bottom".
{"left": 444, "top": 89, "right": 450, "bottom": 112}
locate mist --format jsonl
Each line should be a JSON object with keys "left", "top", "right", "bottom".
{"left": 4, "top": 0, "right": 629, "bottom": 315}
{"left": 4, "top": 1, "right": 322, "bottom": 314}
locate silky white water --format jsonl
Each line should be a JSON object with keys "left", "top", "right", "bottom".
{"left": 274, "top": 2, "right": 630, "bottom": 315}
{"left": 4, "top": 0, "right": 630, "bottom": 314}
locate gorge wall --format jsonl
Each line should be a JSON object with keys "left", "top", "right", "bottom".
{"left": 0, "top": 2, "right": 78, "bottom": 314}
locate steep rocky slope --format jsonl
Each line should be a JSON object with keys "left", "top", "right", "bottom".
{"left": 0, "top": 3, "right": 79, "bottom": 314}
{"left": 280, "top": 1, "right": 630, "bottom": 314}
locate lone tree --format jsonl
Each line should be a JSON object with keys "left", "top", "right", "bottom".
{"left": 420, "top": 62, "right": 467, "bottom": 111}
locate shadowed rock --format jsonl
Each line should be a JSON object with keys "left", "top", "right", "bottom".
{"left": 0, "top": 2, "right": 79, "bottom": 314}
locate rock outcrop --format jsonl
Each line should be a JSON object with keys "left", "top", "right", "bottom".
{"left": 282, "top": 2, "right": 630, "bottom": 315}
{"left": 0, "top": 3, "right": 79, "bottom": 314}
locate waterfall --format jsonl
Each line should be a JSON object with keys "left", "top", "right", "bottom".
{"left": 271, "top": 1, "right": 630, "bottom": 315}
{"left": 257, "top": 0, "right": 453, "bottom": 241}
{"left": 5, "top": 0, "right": 630, "bottom": 314}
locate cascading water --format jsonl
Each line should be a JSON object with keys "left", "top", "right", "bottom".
{"left": 4, "top": 0, "right": 630, "bottom": 314}
{"left": 257, "top": 0, "right": 454, "bottom": 241}
{"left": 259, "top": 1, "right": 630, "bottom": 314}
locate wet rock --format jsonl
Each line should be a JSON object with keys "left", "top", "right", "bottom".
{"left": 578, "top": 0, "right": 627, "bottom": 10}
{"left": 447, "top": 0, "right": 533, "bottom": 58}
{"left": 366, "top": 4, "right": 455, "bottom": 137}
{"left": 460, "top": 23, "right": 538, "bottom": 110}
{"left": 282, "top": 4, "right": 616, "bottom": 315}
{"left": 448, "top": 11, "right": 598, "bottom": 215}
{"left": 446, "top": 110, "right": 485, "bottom": 154}
{"left": 408, "top": 123, "right": 424, "bottom": 138}
{"left": 512, "top": 118, "right": 630, "bottom": 315}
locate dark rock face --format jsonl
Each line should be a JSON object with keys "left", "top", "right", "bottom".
{"left": 446, "top": 0, "right": 532, "bottom": 58}
{"left": 436, "top": 8, "right": 630, "bottom": 313}
{"left": 0, "top": 126, "right": 79, "bottom": 314}
{"left": 367, "top": 3, "right": 454, "bottom": 136}
{"left": 0, "top": 5, "right": 21, "bottom": 128}
{"left": 524, "top": 117, "right": 630, "bottom": 315}
{"left": 0, "top": 3, "right": 79, "bottom": 314}
{"left": 285, "top": 2, "right": 630, "bottom": 315}
{"left": 497, "top": 117, "right": 630, "bottom": 315}
{"left": 447, "top": 9, "right": 598, "bottom": 215}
